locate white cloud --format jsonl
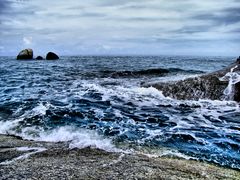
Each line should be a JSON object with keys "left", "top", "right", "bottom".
{"left": 23, "top": 36, "right": 33, "bottom": 46}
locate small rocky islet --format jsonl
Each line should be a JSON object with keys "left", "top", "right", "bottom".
{"left": 16, "top": 48, "right": 59, "bottom": 60}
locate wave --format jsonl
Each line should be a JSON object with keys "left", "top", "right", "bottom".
{"left": 98, "top": 68, "right": 204, "bottom": 78}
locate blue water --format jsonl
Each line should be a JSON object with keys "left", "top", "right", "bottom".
{"left": 0, "top": 56, "right": 239, "bottom": 169}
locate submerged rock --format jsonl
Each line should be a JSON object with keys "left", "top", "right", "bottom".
{"left": 46, "top": 52, "right": 59, "bottom": 60}
{"left": 143, "top": 57, "right": 240, "bottom": 102}
{"left": 36, "top": 56, "right": 44, "bottom": 60}
{"left": 16, "top": 49, "right": 33, "bottom": 60}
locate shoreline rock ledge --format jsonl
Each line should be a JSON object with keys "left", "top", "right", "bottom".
{"left": 142, "top": 56, "right": 240, "bottom": 102}
{"left": 0, "top": 134, "right": 239, "bottom": 179}
{"left": 16, "top": 48, "right": 33, "bottom": 60}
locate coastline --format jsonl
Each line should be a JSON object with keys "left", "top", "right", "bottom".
{"left": 0, "top": 134, "right": 239, "bottom": 179}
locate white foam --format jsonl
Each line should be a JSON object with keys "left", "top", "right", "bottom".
{"left": 78, "top": 81, "right": 169, "bottom": 107}
{"left": 0, "top": 118, "right": 23, "bottom": 134}
{"left": 21, "top": 126, "right": 120, "bottom": 152}
{"left": 147, "top": 74, "right": 201, "bottom": 83}
{"left": 32, "top": 102, "right": 49, "bottom": 116}
{"left": 157, "top": 149, "right": 197, "bottom": 160}
{"left": 0, "top": 147, "right": 46, "bottom": 165}
{"left": 82, "top": 80, "right": 240, "bottom": 109}
{"left": 220, "top": 65, "right": 240, "bottom": 100}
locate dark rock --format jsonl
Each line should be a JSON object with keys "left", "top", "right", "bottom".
{"left": 46, "top": 52, "right": 59, "bottom": 60}
{"left": 16, "top": 49, "right": 33, "bottom": 60}
{"left": 143, "top": 57, "right": 240, "bottom": 102}
{"left": 236, "top": 56, "right": 240, "bottom": 64}
{"left": 234, "top": 82, "right": 240, "bottom": 102}
{"left": 36, "top": 56, "right": 44, "bottom": 60}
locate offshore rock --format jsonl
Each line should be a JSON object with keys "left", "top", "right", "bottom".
{"left": 16, "top": 49, "right": 33, "bottom": 60}
{"left": 46, "top": 52, "right": 59, "bottom": 60}
{"left": 143, "top": 57, "right": 240, "bottom": 102}
{"left": 36, "top": 56, "right": 44, "bottom": 60}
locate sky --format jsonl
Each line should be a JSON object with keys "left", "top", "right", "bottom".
{"left": 0, "top": 0, "right": 239, "bottom": 56}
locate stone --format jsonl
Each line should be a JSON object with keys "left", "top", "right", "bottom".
{"left": 36, "top": 56, "right": 44, "bottom": 60}
{"left": 0, "top": 134, "right": 239, "bottom": 179}
{"left": 46, "top": 52, "right": 59, "bottom": 60}
{"left": 236, "top": 56, "right": 240, "bottom": 64}
{"left": 17, "top": 49, "right": 33, "bottom": 60}
{"left": 142, "top": 57, "right": 240, "bottom": 102}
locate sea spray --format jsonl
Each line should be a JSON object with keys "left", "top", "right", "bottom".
{"left": 220, "top": 65, "right": 240, "bottom": 100}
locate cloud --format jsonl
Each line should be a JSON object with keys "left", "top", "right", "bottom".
{"left": 192, "top": 7, "right": 240, "bottom": 26}
{"left": 0, "top": 0, "right": 10, "bottom": 12}
{"left": 23, "top": 36, "right": 33, "bottom": 46}
{"left": 0, "top": 0, "right": 239, "bottom": 56}
{"left": 0, "top": 0, "right": 10, "bottom": 23}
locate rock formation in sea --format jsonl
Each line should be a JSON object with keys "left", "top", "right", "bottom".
{"left": 143, "top": 57, "right": 240, "bottom": 102}
{"left": 36, "top": 56, "right": 44, "bottom": 60}
{"left": 16, "top": 49, "right": 33, "bottom": 60}
{"left": 46, "top": 52, "right": 59, "bottom": 60}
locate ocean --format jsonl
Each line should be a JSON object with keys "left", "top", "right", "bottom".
{"left": 0, "top": 56, "right": 239, "bottom": 169}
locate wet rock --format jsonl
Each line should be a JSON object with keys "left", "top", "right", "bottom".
{"left": 236, "top": 56, "right": 240, "bottom": 63}
{"left": 234, "top": 82, "right": 240, "bottom": 102}
{"left": 0, "top": 148, "right": 25, "bottom": 163}
{"left": 36, "top": 56, "right": 44, "bottom": 60}
{"left": 0, "top": 134, "right": 239, "bottom": 179}
{"left": 46, "top": 52, "right": 59, "bottom": 60}
{"left": 16, "top": 49, "right": 33, "bottom": 60}
{"left": 143, "top": 57, "right": 240, "bottom": 102}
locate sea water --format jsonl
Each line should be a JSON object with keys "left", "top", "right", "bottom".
{"left": 0, "top": 56, "right": 239, "bottom": 169}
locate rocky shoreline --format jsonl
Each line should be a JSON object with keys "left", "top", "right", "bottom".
{"left": 143, "top": 57, "right": 240, "bottom": 101}
{"left": 0, "top": 134, "right": 239, "bottom": 179}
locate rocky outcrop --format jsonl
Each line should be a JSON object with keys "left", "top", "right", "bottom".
{"left": 16, "top": 49, "right": 33, "bottom": 60}
{"left": 143, "top": 57, "right": 240, "bottom": 102}
{"left": 46, "top": 52, "right": 59, "bottom": 60}
{"left": 236, "top": 56, "right": 240, "bottom": 63}
{"left": 16, "top": 49, "right": 60, "bottom": 60}
{"left": 36, "top": 56, "right": 44, "bottom": 60}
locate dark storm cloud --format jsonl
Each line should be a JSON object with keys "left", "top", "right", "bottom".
{"left": 0, "top": 0, "right": 11, "bottom": 24}
{"left": 193, "top": 7, "right": 240, "bottom": 26}
{"left": 0, "top": 0, "right": 11, "bottom": 16}
{"left": 0, "top": 0, "right": 33, "bottom": 22}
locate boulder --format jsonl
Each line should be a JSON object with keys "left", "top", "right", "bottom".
{"left": 36, "top": 56, "right": 44, "bottom": 60}
{"left": 142, "top": 57, "right": 240, "bottom": 102}
{"left": 17, "top": 49, "right": 33, "bottom": 60}
{"left": 236, "top": 56, "right": 240, "bottom": 63}
{"left": 46, "top": 52, "right": 59, "bottom": 60}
